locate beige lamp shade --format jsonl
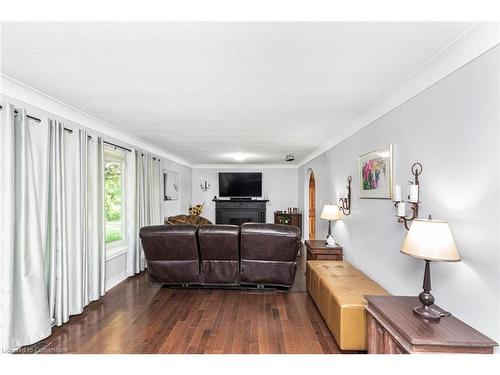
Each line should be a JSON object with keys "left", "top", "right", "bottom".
{"left": 401, "top": 218, "right": 460, "bottom": 262}
{"left": 320, "top": 205, "right": 342, "bottom": 221}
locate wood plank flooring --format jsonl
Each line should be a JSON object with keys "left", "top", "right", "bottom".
{"left": 20, "top": 255, "right": 340, "bottom": 354}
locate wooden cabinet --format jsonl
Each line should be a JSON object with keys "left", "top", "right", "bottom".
{"left": 274, "top": 212, "right": 302, "bottom": 234}
{"left": 305, "top": 240, "right": 343, "bottom": 261}
{"left": 367, "top": 313, "right": 386, "bottom": 354}
{"left": 366, "top": 296, "right": 498, "bottom": 354}
{"left": 367, "top": 313, "right": 405, "bottom": 354}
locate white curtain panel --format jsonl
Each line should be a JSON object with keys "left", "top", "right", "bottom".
{"left": 126, "top": 152, "right": 162, "bottom": 276}
{"left": 0, "top": 105, "right": 51, "bottom": 351}
{"left": 90, "top": 135, "right": 106, "bottom": 298}
{"left": 46, "top": 119, "right": 70, "bottom": 326}
{"left": 66, "top": 130, "right": 106, "bottom": 316}
{"left": 47, "top": 124, "right": 107, "bottom": 324}
{"left": 125, "top": 150, "right": 137, "bottom": 277}
{"left": 149, "top": 156, "right": 162, "bottom": 225}
{"left": 128, "top": 151, "right": 147, "bottom": 275}
{"left": 0, "top": 103, "right": 108, "bottom": 351}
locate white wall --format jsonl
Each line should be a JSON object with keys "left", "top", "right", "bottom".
{"left": 1, "top": 78, "right": 193, "bottom": 291}
{"left": 298, "top": 45, "right": 500, "bottom": 345}
{"left": 192, "top": 167, "right": 298, "bottom": 223}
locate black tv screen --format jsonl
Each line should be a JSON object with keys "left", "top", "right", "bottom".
{"left": 219, "top": 172, "right": 262, "bottom": 197}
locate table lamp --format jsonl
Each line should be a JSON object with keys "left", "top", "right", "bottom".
{"left": 401, "top": 215, "right": 460, "bottom": 321}
{"left": 320, "top": 204, "right": 342, "bottom": 247}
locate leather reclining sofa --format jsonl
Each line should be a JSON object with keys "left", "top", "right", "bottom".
{"left": 139, "top": 223, "right": 301, "bottom": 288}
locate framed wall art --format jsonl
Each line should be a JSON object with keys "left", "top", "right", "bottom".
{"left": 358, "top": 144, "right": 393, "bottom": 199}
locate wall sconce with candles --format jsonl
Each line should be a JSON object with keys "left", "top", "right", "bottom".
{"left": 393, "top": 162, "right": 422, "bottom": 230}
{"left": 200, "top": 178, "right": 211, "bottom": 192}
{"left": 337, "top": 176, "right": 352, "bottom": 215}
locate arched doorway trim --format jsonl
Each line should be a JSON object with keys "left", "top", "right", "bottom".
{"left": 303, "top": 168, "right": 316, "bottom": 240}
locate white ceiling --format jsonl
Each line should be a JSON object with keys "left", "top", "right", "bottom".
{"left": 1, "top": 22, "right": 474, "bottom": 165}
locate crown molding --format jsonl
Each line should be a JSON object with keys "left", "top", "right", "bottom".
{"left": 192, "top": 163, "right": 298, "bottom": 169}
{"left": 0, "top": 74, "right": 193, "bottom": 167}
{"left": 298, "top": 22, "right": 500, "bottom": 167}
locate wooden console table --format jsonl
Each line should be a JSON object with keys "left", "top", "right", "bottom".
{"left": 305, "top": 240, "right": 343, "bottom": 261}
{"left": 365, "top": 295, "right": 498, "bottom": 354}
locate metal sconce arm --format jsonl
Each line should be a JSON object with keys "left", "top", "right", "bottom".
{"left": 200, "top": 180, "right": 211, "bottom": 192}
{"left": 394, "top": 162, "right": 422, "bottom": 230}
{"left": 338, "top": 176, "right": 352, "bottom": 215}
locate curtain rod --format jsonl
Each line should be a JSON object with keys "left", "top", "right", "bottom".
{"left": 0, "top": 105, "right": 154, "bottom": 157}
{"left": 1, "top": 105, "right": 76, "bottom": 133}
{"left": 0, "top": 104, "right": 41, "bottom": 123}
{"left": 140, "top": 152, "right": 161, "bottom": 161}
{"left": 104, "top": 140, "right": 132, "bottom": 153}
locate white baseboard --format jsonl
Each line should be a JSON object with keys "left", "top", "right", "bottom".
{"left": 105, "top": 271, "right": 128, "bottom": 292}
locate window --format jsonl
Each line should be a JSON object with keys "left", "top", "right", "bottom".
{"left": 104, "top": 147, "right": 126, "bottom": 256}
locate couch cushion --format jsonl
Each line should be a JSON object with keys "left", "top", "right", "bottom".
{"left": 240, "top": 223, "right": 300, "bottom": 287}
{"left": 198, "top": 224, "right": 239, "bottom": 284}
{"left": 139, "top": 224, "right": 199, "bottom": 260}
{"left": 139, "top": 224, "right": 201, "bottom": 284}
{"left": 240, "top": 223, "right": 300, "bottom": 261}
{"left": 198, "top": 225, "right": 239, "bottom": 260}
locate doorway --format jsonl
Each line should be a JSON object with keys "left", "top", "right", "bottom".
{"left": 308, "top": 171, "right": 316, "bottom": 240}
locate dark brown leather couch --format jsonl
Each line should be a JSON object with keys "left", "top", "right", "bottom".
{"left": 139, "top": 223, "right": 301, "bottom": 288}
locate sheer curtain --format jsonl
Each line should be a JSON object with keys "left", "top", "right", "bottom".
{"left": 126, "top": 152, "right": 162, "bottom": 277}
{"left": 0, "top": 105, "right": 51, "bottom": 351}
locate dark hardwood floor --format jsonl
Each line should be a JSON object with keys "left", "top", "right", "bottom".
{"left": 20, "top": 253, "right": 340, "bottom": 354}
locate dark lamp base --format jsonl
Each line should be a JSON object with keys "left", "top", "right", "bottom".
{"left": 413, "top": 305, "right": 441, "bottom": 321}
{"left": 413, "top": 260, "right": 452, "bottom": 322}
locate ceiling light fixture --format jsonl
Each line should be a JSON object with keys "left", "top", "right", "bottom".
{"left": 285, "top": 151, "right": 295, "bottom": 162}
{"left": 232, "top": 153, "right": 248, "bottom": 162}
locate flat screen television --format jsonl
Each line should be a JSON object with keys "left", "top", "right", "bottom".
{"left": 219, "top": 172, "right": 262, "bottom": 198}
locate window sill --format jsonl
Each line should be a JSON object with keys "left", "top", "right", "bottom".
{"left": 106, "top": 244, "right": 127, "bottom": 261}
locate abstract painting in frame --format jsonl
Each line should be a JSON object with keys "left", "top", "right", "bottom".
{"left": 358, "top": 144, "right": 393, "bottom": 199}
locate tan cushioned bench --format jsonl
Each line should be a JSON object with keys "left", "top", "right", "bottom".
{"left": 306, "top": 260, "right": 390, "bottom": 351}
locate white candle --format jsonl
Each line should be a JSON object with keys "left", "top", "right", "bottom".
{"left": 409, "top": 184, "right": 419, "bottom": 203}
{"left": 397, "top": 202, "right": 406, "bottom": 217}
{"left": 394, "top": 184, "right": 401, "bottom": 201}
{"left": 337, "top": 191, "right": 341, "bottom": 201}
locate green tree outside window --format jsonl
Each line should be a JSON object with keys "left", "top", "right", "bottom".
{"left": 104, "top": 161, "right": 123, "bottom": 243}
